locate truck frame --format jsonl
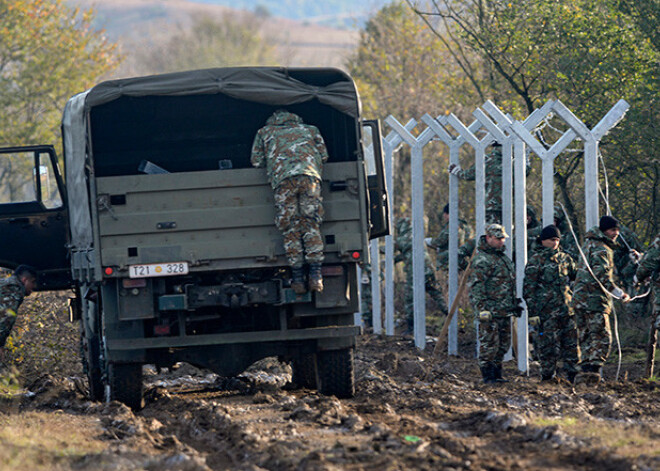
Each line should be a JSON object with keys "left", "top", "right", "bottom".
{"left": 0, "top": 67, "right": 388, "bottom": 409}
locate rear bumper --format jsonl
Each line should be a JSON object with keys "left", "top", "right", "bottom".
{"left": 106, "top": 325, "right": 360, "bottom": 351}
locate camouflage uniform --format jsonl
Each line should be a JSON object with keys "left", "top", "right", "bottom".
{"left": 430, "top": 218, "right": 473, "bottom": 271}
{"left": 394, "top": 218, "right": 447, "bottom": 330}
{"left": 468, "top": 232, "right": 517, "bottom": 371}
{"left": 554, "top": 205, "right": 580, "bottom": 261}
{"left": 0, "top": 275, "right": 28, "bottom": 348}
{"left": 635, "top": 234, "right": 660, "bottom": 323}
{"left": 524, "top": 243, "right": 579, "bottom": 379}
{"left": 453, "top": 147, "right": 530, "bottom": 224}
{"left": 572, "top": 227, "right": 625, "bottom": 372}
{"left": 527, "top": 207, "right": 542, "bottom": 251}
{"left": 458, "top": 238, "right": 477, "bottom": 271}
{"left": 251, "top": 110, "right": 329, "bottom": 268}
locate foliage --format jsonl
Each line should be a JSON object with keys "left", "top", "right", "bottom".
{"left": 129, "top": 12, "right": 279, "bottom": 75}
{"left": 4, "top": 291, "right": 82, "bottom": 386}
{"left": 0, "top": 0, "right": 119, "bottom": 149}
{"left": 404, "top": 0, "right": 659, "bottom": 242}
{"left": 347, "top": 1, "right": 480, "bottom": 235}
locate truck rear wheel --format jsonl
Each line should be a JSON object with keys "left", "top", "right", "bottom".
{"left": 108, "top": 363, "right": 143, "bottom": 410}
{"left": 318, "top": 348, "right": 355, "bottom": 398}
{"left": 292, "top": 353, "right": 319, "bottom": 390}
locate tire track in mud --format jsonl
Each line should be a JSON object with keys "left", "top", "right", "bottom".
{"left": 18, "top": 336, "right": 660, "bottom": 471}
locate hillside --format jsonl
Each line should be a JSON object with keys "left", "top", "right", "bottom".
{"left": 68, "top": 0, "right": 360, "bottom": 76}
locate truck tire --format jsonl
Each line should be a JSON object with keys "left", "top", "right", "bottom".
{"left": 108, "top": 363, "right": 143, "bottom": 411}
{"left": 80, "top": 330, "right": 104, "bottom": 401}
{"left": 318, "top": 348, "right": 355, "bottom": 398}
{"left": 292, "top": 353, "right": 319, "bottom": 390}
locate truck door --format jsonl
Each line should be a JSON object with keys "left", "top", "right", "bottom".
{"left": 0, "top": 146, "right": 71, "bottom": 290}
{"left": 361, "top": 120, "right": 390, "bottom": 239}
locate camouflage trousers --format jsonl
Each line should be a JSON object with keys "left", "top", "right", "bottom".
{"left": 478, "top": 316, "right": 511, "bottom": 369}
{"left": 404, "top": 265, "right": 448, "bottom": 329}
{"left": 537, "top": 311, "right": 580, "bottom": 377}
{"left": 575, "top": 308, "right": 612, "bottom": 369}
{"left": 274, "top": 175, "right": 324, "bottom": 268}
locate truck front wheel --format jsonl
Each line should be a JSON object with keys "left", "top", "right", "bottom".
{"left": 108, "top": 363, "right": 143, "bottom": 410}
{"left": 318, "top": 348, "right": 355, "bottom": 398}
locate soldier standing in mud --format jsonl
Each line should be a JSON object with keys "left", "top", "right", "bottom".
{"left": 427, "top": 204, "right": 473, "bottom": 272}
{"left": 448, "top": 142, "right": 530, "bottom": 224}
{"left": 0, "top": 265, "right": 38, "bottom": 362}
{"left": 572, "top": 216, "right": 630, "bottom": 384}
{"left": 468, "top": 224, "right": 523, "bottom": 383}
{"left": 394, "top": 217, "right": 447, "bottom": 332}
{"left": 252, "top": 109, "right": 329, "bottom": 294}
{"left": 523, "top": 225, "right": 579, "bottom": 383}
{"left": 635, "top": 234, "right": 660, "bottom": 337}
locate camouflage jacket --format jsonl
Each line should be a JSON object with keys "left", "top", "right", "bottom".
{"left": 468, "top": 235, "right": 517, "bottom": 317}
{"left": 455, "top": 148, "right": 530, "bottom": 213}
{"left": 430, "top": 218, "right": 473, "bottom": 268}
{"left": 251, "top": 110, "right": 329, "bottom": 189}
{"left": 612, "top": 224, "right": 644, "bottom": 289}
{"left": 394, "top": 223, "right": 434, "bottom": 275}
{"left": 635, "top": 234, "right": 660, "bottom": 306}
{"left": 554, "top": 216, "right": 580, "bottom": 261}
{"left": 0, "top": 275, "right": 27, "bottom": 347}
{"left": 572, "top": 227, "right": 623, "bottom": 313}
{"left": 523, "top": 244, "right": 577, "bottom": 318}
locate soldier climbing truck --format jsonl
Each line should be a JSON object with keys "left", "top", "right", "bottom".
{"left": 0, "top": 67, "right": 389, "bottom": 409}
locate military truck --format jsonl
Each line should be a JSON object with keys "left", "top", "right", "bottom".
{"left": 0, "top": 67, "right": 388, "bottom": 409}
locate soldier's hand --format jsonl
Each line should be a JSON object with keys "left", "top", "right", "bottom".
{"left": 448, "top": 163, "right": 462, "bottom": 176}
{"left": 529, "top": 316, "right": 541, "bottom": 327}
{"left": 629, "top": 250, "right": 642, "bottom": 264}
{"left": 478, "top": 311, "right": 492, "bottom": 322}
{"left": 621, "top": 293, "right": 631, "bottom": 303}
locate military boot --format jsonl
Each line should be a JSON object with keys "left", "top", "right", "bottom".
{"left": 494, "top": 364, "right": 508, "bottom": 383}
{"left": 308, "top": 263, "right": 324, "bottom": 292}
{"left": 480, "top": 365, "right": 497, "bottom": 384}
{"left": 291, "top": 267, "right": 307, "bottom": 294}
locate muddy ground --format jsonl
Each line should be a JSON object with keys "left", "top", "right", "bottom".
{"left": 3, "top": 331, "right": 660, "bottom": 471}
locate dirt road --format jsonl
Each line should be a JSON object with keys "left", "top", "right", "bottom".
{"left": 3, "top": 334, "right": 659, "bottom": 470}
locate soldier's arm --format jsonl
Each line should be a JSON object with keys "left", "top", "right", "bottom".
{"left": 636, "top": 246, "right": 660, "bottom": 283}
{"left": 468, "top": 259, "right": 496, "bottom": 313}
{"left": 314, "top": 130, "right": 330, "bottom": 163}
{"left": 457, "top": 163, "right": 475, "bottom": 181}
{"left": 250, "top": 131, "right": 266, "bottom": 168}
{"left": 591, "top": 247, "right": 620, "bottom": 292}
{"left": 523, "top": 261, "right": 540, "bottom": 308}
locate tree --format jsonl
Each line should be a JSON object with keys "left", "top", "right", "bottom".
{"left": 129, "top": 12, "right": 279, "bottom": 75}
{"left": 347, "top": 2, "right": 480, "bottom": 232}
{"left": 0, "top": 0, "right": 119, "bottom": 194}
{"left": 406, "top": 0, "right": 659, "bottom": 241}
{"left": 0, "top": 0, "right": 118, "bottom": 146}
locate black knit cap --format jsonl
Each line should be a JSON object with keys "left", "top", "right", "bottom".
{"left": 599, "top": 215, "right": 619, "bottom": 232}
{"left": 539, "top": 224, "right": 561, "bottom": 241}
{"left": 443, "top": 204, "right": 449, "bottom": 214}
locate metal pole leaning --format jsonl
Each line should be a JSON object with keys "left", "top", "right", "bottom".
{"left": 382, "top": 118, "right": 418, "bottom": 336}
{"left": 385, "top": 116, "right": 436, "bottom": 349}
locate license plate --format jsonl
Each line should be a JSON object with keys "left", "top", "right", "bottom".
{"left": 129, "top": 262, "right": 189, "bottom": 278}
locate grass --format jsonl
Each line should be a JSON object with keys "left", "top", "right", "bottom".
{"left": 531, "top": 415, "right": 660, "bottom": 458}
{"left": 0, "top": 411, "right": 107, "bottom": 470}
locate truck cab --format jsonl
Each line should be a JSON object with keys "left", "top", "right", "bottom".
{"left": 0, "top": 67, "right": 389, "bottom": 409}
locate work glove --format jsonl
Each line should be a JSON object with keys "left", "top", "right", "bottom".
{"left": 424, "top": 237, "right": 434, "bottom": 248}
{"left": 529, "top": 316, "right": 540, "bottom": 327}
{"left": 478, "top": 311, "right": 492, "bottom": 322}
{"left": 448, "top": 163, "right": 462, "bottom": 176}
{"left": 629, "top": 250, "right": 642, "bottom": 264}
